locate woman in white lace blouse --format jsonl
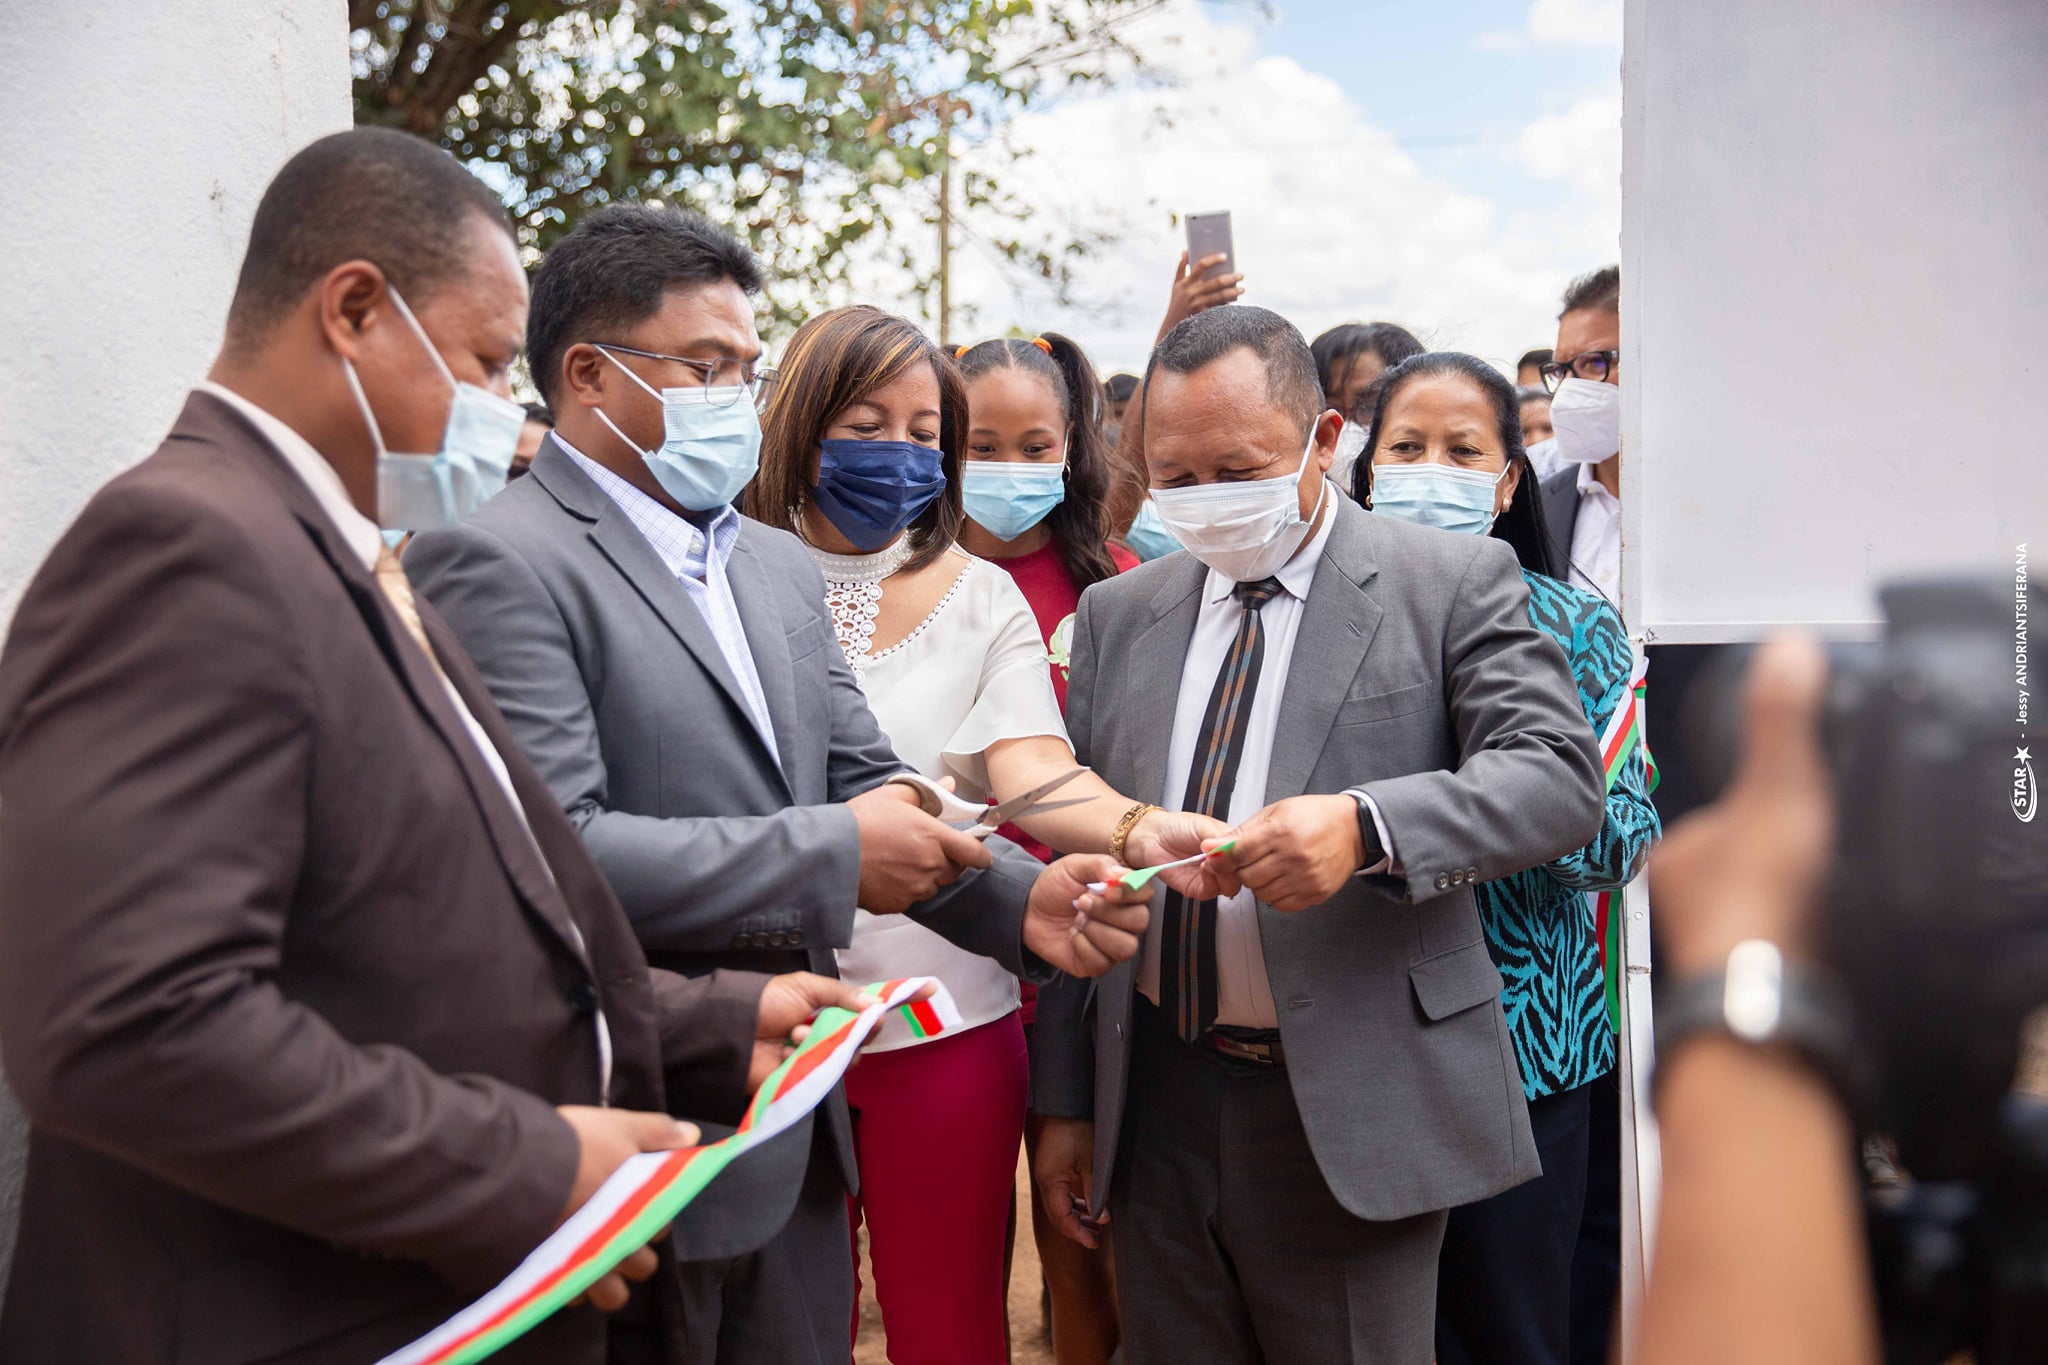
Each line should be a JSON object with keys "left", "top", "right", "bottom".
{"left": 745, "top": 306, "right": 1222, "bottom": 1363}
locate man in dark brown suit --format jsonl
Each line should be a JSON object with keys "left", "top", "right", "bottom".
{"left": 0, "top": 130, "right": 899, "bottom": 1364}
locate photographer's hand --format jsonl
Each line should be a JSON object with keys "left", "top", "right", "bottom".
{"left": 1636, "top": 635, "right": 1879, "bottom": 1365}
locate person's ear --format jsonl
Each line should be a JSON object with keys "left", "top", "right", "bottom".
{"left": 318, "top": 260, "right": 389, "bottom": 362}
{"left": 560, "top": 342, "right": 609, "bottom": 410}
{"left": 1497, "top": 458, "right": 1523, "bottom": 514}
{"left": 1311, "top": 409, "right": 1342, "bottom": 475}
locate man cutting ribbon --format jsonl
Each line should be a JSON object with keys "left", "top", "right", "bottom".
{"left": 1031, "top": 305, "right": 1606, "bottom": 1364}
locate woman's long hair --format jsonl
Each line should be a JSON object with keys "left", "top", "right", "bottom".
{"left": 745, "top": 305, "right": 965, "bottom": 573}
{"left": 953, "top": 333, "right": 1121, "bottom": 589}
{"left": 1347, "top": 351, "right": 1564, "bottom": 581}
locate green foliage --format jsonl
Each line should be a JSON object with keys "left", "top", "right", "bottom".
{"left": 351, "top": 0, "right": 1163, "bottom": 329}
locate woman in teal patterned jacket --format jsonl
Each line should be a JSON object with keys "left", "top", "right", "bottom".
{"left": 1350, "top": 351, "right": 1659, "bottom": 1365}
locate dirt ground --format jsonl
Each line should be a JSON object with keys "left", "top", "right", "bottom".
{"left": 853, "top": 1151, "right": 1056, "bottom": 1365}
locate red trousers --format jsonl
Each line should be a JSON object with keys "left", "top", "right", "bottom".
{"left": 846, "top": 1012, "right": 1028, "bottom": 1364}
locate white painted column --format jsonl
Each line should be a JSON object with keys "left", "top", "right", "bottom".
{"left": 0, "top": 0, "right": 352, "bottom": 1282}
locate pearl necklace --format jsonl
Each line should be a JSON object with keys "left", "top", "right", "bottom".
{"left": 806, "top": 535, "right": 915, "bottom": 678}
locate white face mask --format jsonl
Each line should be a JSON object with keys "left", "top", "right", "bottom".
{"left": 1149, "top": 423, "right": 1328, "bottom": 582}
{"left": 1549, "top": 377, "right": 1620, "bottom": 465}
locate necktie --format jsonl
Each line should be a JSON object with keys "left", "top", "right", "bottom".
{"left": 1160, "top": 575, "right": 1284, "bottom": 1042}
{"left": 375, "top": 544, "right": 449, "bottom": 682}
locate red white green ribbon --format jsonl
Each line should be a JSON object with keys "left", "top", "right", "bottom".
{"left": 1592, "top": 650, "right": 1655, "bottom": 1033}
{"left": 1597, "top": 650, "right": 1656, "bottom": 792}
{"left": 378, "top": 977, "right": 960, "bottom": 1365}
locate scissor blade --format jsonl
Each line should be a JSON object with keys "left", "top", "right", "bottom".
{"left": 953, "top": 795, "right": 1098, "bottom": 832}
{"left": 979, "top": 766, "right": 1088, "bottom": 826}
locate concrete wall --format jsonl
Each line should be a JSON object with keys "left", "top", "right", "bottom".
{"left": 0, "top": 0, "right": 352, "bottom": 1282}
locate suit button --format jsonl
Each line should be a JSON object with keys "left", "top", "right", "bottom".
{"left": 768, "top": 931, "right": 788, "bottom": 947}
{"left": 568, "top": 983, "right": 598, "bottom": 1014}
{"left": 1435, "top": 872, "right": 1451, "bottom": 890}
{"left": 789, "top": 930, "right": 805, "bottom": 947}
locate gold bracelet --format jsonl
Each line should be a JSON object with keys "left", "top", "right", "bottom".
{"left": 1109, "top": 802, "right": 1161, "bottom": 866}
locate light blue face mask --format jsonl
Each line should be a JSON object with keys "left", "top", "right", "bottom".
{"left": 961, "top": 459, "right": 1067, "bottom": 542}
{"left": 343, "top": 285, "right": 524, "bottom": 533}
{"left": 1368, "top": 462, "right": 1508, "bottom": 537}
{"left": 1122, "top": 497, "right": 1184, "bottom": 561}
{"left": 595, "top": 349, "right": 761, "bottom": 511}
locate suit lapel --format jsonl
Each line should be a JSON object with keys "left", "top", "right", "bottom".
{"left": 1121, "top": 558, "right": 1208, "bottom": 802}
{"left": 297, "top": 514, "right": 590, "bottom": 964}
{"left": 530, "top": 442, "right": 779, "bottom": 776}
{"left": 721, "top": 534, "right": 798, "bottom": 800}
{"left": 1266, "top": 500, "right": 1384, "bottom": 803}
{"left": 419, "top": 607, "right": 596, "bottom": 960}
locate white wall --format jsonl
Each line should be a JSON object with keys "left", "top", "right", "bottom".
{"left": 0, "top": 0, "right": 352, "bottom": 1281}
{"left": 1621, "top": 0, "right": 2048, "bottom": 642}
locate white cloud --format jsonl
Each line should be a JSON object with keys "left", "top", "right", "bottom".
{"left": 1476, "top": 0, "right": 1622, "bottom": 52}
{"left": 910, "top": 0, "right": 1618, "bottom": 375}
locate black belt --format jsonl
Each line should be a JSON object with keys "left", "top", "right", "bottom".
{"left": 1137, "top": 996, "right": 1286, "bottom": 1068}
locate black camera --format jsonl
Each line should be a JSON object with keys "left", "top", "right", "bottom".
{"left": 1682, "top": 576, "right": 2047, "bottom": 1365}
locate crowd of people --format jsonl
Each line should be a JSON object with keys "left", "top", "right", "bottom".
{"left": 0, "top": 126, "right": 1675, "bottom": 1365}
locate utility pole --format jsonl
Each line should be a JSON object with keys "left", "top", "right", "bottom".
{"left": 936, "top": 114, "right": 953, "bottom": 348}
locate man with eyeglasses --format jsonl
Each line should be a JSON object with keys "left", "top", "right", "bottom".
{"left": 1538, "top": 266, "right": 1624, "bottom": 604}
{"left": 405, "top": 203, "right": 1153, "bottom": 1362}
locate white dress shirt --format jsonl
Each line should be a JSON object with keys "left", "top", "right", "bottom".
{"left": 558, "top": 437, "right": 781, "bottom": 768}
{"left": 198, "top": 382, "right": 614, "bottom": 1093}
{"left": 1567, "top": 460, "right": 1622, "bottom": 602}
{"left": 1137, "top": 492, "right": 1392, "bottom": 1029}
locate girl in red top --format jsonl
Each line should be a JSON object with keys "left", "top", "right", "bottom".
{"left": 953, "top": 333, "right": 1135, "bottom": 1364}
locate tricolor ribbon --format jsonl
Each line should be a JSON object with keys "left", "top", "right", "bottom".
{"left": 1596, "top": 650, "right": 1657, "bottom": 792}
{"left": 1592, "top": 648, "right": 1655, "bottom": 1033}
{"left": 378, "top": 977, "right": 960, "bottom": 1365}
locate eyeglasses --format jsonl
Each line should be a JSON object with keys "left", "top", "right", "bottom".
{"left": 599, "top": 344, "right": 780, "bottom": 408}
{"left": 1539, "top": 349, "right": 1620, "bottom": 393}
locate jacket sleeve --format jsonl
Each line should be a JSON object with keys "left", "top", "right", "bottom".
{"left": 1356, "top": 537, "right": 1605, "bottom": 902}
{"left": 406, "top": 520, "right": 864, "bottom": 955}
{"left": 1542, "top": 600, "right": 1661, "bottom": 893}
{"left": 0, "top": 488, "right": 577, "bottom": 1294}
{"left": 1026, "top": 586, "right": 1103, "bottom": 1117}
{"left": 649, "top": 968, "right": 770, "bottom": 1123}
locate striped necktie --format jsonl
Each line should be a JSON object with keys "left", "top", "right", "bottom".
{"left": 1160, "top": 575, "right": 1284, "bottom": 1042}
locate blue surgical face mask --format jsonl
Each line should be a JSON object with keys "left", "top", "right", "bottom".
{"left": 810, "top": 438, "right": 948, "bottom": 552}
{"left": 961, "top": 459, "right": 1066, "bottom": 542}
{"left": 1368, "top": 462, "right": 1508, "bottom": 537}
{"left": 343, "top": 285, "right": 524, "bottom": 532}
{"left": 1122, "top": 498, "right": 1183, "bottom": 561}
{"left": 594, "top": 349, "right": 761, "bottom": 511}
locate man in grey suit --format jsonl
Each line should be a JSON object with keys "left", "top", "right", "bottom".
{"left": 1031, "top": 306, "right": 1605, "bottom": 1362}
{"left": 406, "top": 205, "right": 1148, "bottom": 1362}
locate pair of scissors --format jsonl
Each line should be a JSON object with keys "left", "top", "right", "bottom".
{"left": 951, "top": 766, "right": 1094, "bottom": 839}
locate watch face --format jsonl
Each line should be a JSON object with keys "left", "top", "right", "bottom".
{"left": 1723, "top": 939, "right": 1786, "bottom": 1042}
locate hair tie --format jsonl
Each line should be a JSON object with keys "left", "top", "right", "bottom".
{"left": 953, "top": 344, "right": 973, "bottom": 359}
{"left": 1031, "top": 337, "right": 1053, "bottom": 355}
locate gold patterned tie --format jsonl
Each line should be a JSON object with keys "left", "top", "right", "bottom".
{"left": 374, "top": 544, "right": 449, "bottom": 682}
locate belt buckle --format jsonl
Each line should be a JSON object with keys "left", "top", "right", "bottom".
{"left": 1206, "top": 1032, "right": 1281, "bottom": 1067}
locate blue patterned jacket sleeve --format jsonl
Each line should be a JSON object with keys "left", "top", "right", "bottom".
{"left": 1529, "top": 578, "right": 1661, "bottom": 892}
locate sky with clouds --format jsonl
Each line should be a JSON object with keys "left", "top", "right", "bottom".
{"left": 924, "top": 0, "right": 1622, "bottom": 376}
